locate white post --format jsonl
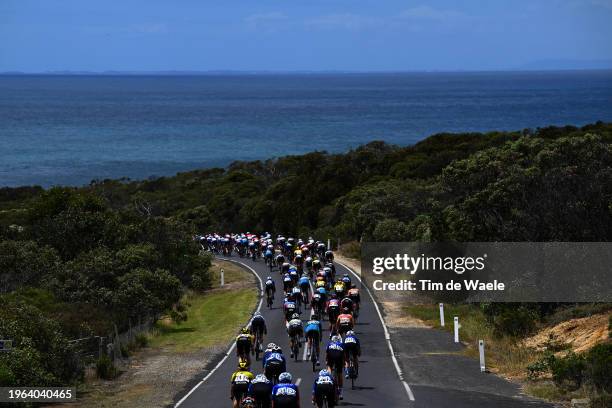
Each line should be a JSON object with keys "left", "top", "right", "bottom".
{"left": 220, "top": 268, "right": 225, "bottom": 287}
{"left": 439, "top": 303, "right": 445, "bottom": 327}
{"left": 327, "top": 238, "right": 331, "bottom": 250}
{"left": 479, "top": 340, "right": 486, "bottom": 372}
{"left": 453, "top": 316, "right": 459, "bottom": 343}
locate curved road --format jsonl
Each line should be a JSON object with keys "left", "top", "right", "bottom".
{"left": 175, "top": 256, "right": 409, "bottom": 407}
{"left": 173, "top": 256, "right": 554, "bottom": 408}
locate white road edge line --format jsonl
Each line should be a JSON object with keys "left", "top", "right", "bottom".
{"left": 336, "top": 260, "right": 416, "bottom": 402}
{"left": 175, "top": 257, "right": 264, "bottom": 408}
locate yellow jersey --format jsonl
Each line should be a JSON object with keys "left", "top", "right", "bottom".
{"left": 230, "top": 370, "right": 254, "bottom": 384}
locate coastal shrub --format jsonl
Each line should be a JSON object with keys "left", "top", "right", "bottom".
{"left": 585, "top": 343, "right": 612, "bottom": 393}
{"left": 550, "top": 352, "right": 586, "bottom": 391}
{"left": 482, "top": 304, "right": 539, "bottom": 337}
{"left": 134, "top": 333, "right": 148, "bottom": 348}
{"left": 0, "top": 297, "right": 82, "bottom": 386}
{"left": 95, "top": 355, "right": 116, "bottom": 380}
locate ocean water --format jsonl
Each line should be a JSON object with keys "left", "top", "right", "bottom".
{"left": 1, "top": 71, "right": 611, "bottom": 187}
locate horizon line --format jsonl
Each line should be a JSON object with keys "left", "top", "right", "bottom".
{"left": 2, "top": 68, "right": 612, "bottom": 76}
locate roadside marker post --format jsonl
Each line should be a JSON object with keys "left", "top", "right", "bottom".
{"left": 479, "top": 340, "right": 486, "bottom": 372}
{"left": 454, "top": 316, "right": 459, "bottom": 343}
{"left": 327, "top": 238, "right": 331, "bottom": 250}
{"left": 220, "top": 268, "right": 225, "bottom": 287}
{"left": 439, "top": 303, "right": 445, "bottom": 327}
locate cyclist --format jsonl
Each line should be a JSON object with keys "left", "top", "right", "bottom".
{"left": 230, "top": 360, "right": 254, "bottom": 408}
{"left": 283, "top": 298, "right": 297, "bottom": 322}
{"left": 291, "top": 286, "right": 303, "bottom": 313}
{"left": 347, "top": 284, "right": 360, "bottom": 316}
{"left": 287, "top": 313, "right": 303, "bottom": 359}
{"left": 250, "top": 312, "right": 267, "bottom": 357}
{"left": 324, "top": 262, "right": 336, "bottom": 279}
{"left": 304, "top": 315, "right": 323, "bottom": 366}
{"left": 304, "top": 256, "right": 313, "bottom": 275}
{"left": 336, "top": 307, "right": 355, "bottom": 338}
{"left": 341, "top": 273, "right": 351, "bottom": 288}
{"left": 340, "top": 296, "right": 354, "bottom": 315}
{"left": 312, "top": 258, "right": 322, "bottom": 275}
{"left": 288, "top": 266, "right": 299, "bottom": 283}
{"left": 312, "top": 369, "right": 337, "bottom": 408}
{"left": 240, "top": 396, "right": 257, "bottom": 408}
{"left": 236, "top": 327, "right": 254, "bottom": 364}
{"left": 265, "top": 248, "right": 274, "bottom": 267}
{"left": 325, "top": 250, "right": 334, "bottom": 263}
{"left": 325, "top": 335, "right": 345, "bottom": 400}
{"left": 326, "top": 295, "right": 341, "bottom": 334}
{"left": 275, "top": 254, "right": 285, "bottom": 268}
{"left": 271, "top": 372, "right": 300, "bottom": 408}
{"left": 282, "top": 273, "right": 293, "bottom": 293}
{"left": 343, "top": 330, "right": 361, "bottom": 380}
{"left": 298, "top": 273, "right": 310, "bottom": 305}
{"left": 333, "top": 280, "right": 346, "bottom": 299}
{"left": 263, "top": 344, "right": 286, "bottom": 384}
{"left": 265, "top": 276, "right": 276, "bottom": 307}
{"left": 249, "top": 374, "right": 272, "bottom": 408}
{"left": 310, "top": 292, "right": 324, "bottom": 316}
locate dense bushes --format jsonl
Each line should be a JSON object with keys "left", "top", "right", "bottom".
{"left": 0, "top": 298, "right": 82, "bottom": 386}
{"left": 527, "top": 342, "right": 612, "bottom": 395}
{"left": 0, "top": 187, "right": 212, "bottom": 387}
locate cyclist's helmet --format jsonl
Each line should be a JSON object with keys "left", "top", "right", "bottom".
{"left": 351, "top": 283, "right": 357, "bottom": 289}
{"left": 267, "top": 276, "right": 272, "bottom": 280}
{"left": 273, "top": 345, "right": 282, "bottom": 353}
{"left": 238, "top": 360, "right": 249, "bottom": 369}
{"left": 253, "top": 311, "right": 261, "bottom": 317}
{"left": 343, "top": 273, "right": 349, "bottom": 278}
{"left": 342, "top": 307, "right": 350, "bottom": 313}
{"left": 330, "top": 293, "right": 337, "bottom": 299}
{"left": 346, "top": 330, "right": 356, "bottom": 337}
{"left": 291, "top": 313, "right": 300, "bottom": 319}
{"left": 331, "top": 335, "right": 342, "bottom": 343}
{"left": 319, "top": 369, "right": 330, "bottom": 376}
{"left": 267, "top": 343, "right": 276, "bottom": 349}
{"left": 241, "top": 327, "right": 250, "bottom": 334}
{"left": 278, "top": 372, "right": 293, "bottom": 384}
{"left": 240, "top": 396, "right": 256, "bottom": 408}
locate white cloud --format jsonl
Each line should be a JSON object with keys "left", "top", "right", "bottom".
{"left": 244, "top": 12, "right": 287, "bottom": 25}
{"left": 398, "top": 5, "right": 468, "bottom": 21}
{"left": 305, "top": 13, "right": 383, "bottom": 31}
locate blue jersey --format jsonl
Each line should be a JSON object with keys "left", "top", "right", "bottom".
{"left": 272, "top": 383, "right": 299, "bottom": 401}
{"left": 298, "top": 276, "right": 309, "bottom": 287}
{"left": 312, "top": 373, "right": 335, "bottom": 393}
{"left": 326, "top": 340, "right": 343, "bottom": 353}
{"left": 343, "top": 334, "right": 360, "bottom": 351}
{"left": 263, "top": 352, "right": 286, "bottom": 371}
{"left": 305, "top": 320, "right": 322, "bottom": 335}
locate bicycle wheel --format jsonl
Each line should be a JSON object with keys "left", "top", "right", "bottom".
{"left": 310, "top": 342, "right": 316, "bottom": 372}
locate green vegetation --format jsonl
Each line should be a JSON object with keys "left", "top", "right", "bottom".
{"left": 0, "top": 188, "right": 212, "bottom": 387}
{"left": 0, "top": 121, "right": 610, "bottom": 396}
{"left": 149, "top": 260, "right": 258, "bottom": 352}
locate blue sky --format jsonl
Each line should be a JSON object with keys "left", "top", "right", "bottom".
{"left": 1, "top": 0, "right": 611, "bottom": 72}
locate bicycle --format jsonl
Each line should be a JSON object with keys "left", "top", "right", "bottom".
{"left": 253, "top": 330, "right": 263, "bottom": 361}
{"left": 291, "top": 333, "right": 300, "bottom": 362}
{"left": 309, "top": 339, "right": 318, "bottom": 372}
{"left": 347, "top": 352, "right": 358, "bottom": 390}
{"left": 266, "top": 289, "right": 274, "bottom": 309}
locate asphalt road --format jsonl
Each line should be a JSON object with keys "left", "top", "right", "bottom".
{"left": 175, "top": 256, "right": 409, "bottom": 407}
{"left": 174, "top": 256, "right": 554, "bottom": 408}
